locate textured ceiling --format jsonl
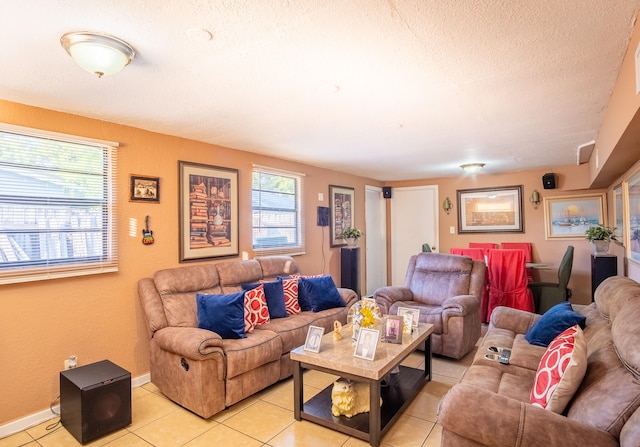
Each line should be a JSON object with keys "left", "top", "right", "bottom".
{"left": 2, "top": 1, "right": 639, "bottom": 180}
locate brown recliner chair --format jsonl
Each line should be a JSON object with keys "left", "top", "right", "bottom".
{"left": 373, "top": 252, "right": 486, "bottom": 359}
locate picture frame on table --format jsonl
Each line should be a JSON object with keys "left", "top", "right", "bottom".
{"left": 384, "top": 316, "right": 404, "bottom": 344}
{"left": 354, "top": 328, "right": 379, "bottom": 360}
{"left": 130, "top": 175, "right": 160, "bottom": 202}
{"left": 329, "top": 185, "right": 355, "bottom": 247}
{"left": 304, "top": 325, "right": 325, "bottom": 353}
{"left": 178, "top": 161, "right": 239, "bottom": 262}
{"left": 396, "top": 307, "right": 420, "bottom": 329}
{"left": 457, "top": 185, "right": 524, "bottom": 234}
{"left": 543, "top": 193, "right": 606, "bottom": 240}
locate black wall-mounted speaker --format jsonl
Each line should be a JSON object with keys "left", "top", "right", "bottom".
{"left": 542, "top": 173, "right": 556, "bottom": 190}
{"left": 317, "top": 206, "right": 329, "bottom": 227}
{"left": 60, "top": 360, "right": 131, "bottom": 444}
{"left": 382, "top": 187, "right": 392, "bottom": 199}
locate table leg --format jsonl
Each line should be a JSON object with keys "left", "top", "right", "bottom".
{"left": 293, "top": 360, "right": 303, "bottom": 420}
{"left": 424, "top": 334, "right": 432, "bottom": 380}
{"left": 369, "top": 378, "right": 381, "bottom": 447}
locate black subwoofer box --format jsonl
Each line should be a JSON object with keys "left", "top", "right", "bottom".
{"left": 60, "top": 360, "right": 131, "bottom": 444}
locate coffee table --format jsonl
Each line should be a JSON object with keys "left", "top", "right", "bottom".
{"left": 290, "top": 322, "right": 433, "bottom": 447}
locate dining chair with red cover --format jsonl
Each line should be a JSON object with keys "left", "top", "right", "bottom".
{"left": 469, "top": 242, "right": 498, "bottom": 258}
{"left": 486, "top": 249, "right": 534, "bottom": 321}
{"left": 450, "top": 248, "right": 485, "bottom": 260}
{"left": 501, "top": 242, "right": 533, "bottom": 281}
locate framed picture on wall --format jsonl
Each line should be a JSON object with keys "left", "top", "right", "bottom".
{"left": 543, "top": 193, "right": 606, "bottom": 239}
{"left": 457, "top": 185, "right": 524, "bottom": 233}
{"left": 130, "top": 175, "right": 160, "bottom": 202}
{"left": 329, "top": 185, "right": 355, "bottom": 247}
{"left": 613, "top": 183, "right": 625, "bottom": 244}
{"left": 179, "top": 161, "right": 239, "bottom": 261}
{"left": 628, "top": 170, "right": 640, "bottom": 264}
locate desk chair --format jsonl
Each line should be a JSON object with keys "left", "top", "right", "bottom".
{"left": 528, "top": 245, "right": 574, "bottom": 314}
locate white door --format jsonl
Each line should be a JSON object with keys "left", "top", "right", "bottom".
{"left": 390, "top": 185, "right": 439, "bottom": 286}
{"left": 365, "top": 186, "right": 387, "bottom": 295}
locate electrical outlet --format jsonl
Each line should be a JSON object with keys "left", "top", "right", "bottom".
{"left": 450, "top": 226, "right": 455, "bottom": 234}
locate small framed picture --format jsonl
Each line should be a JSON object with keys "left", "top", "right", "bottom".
{"left": 384, "top": 316, "right": 403, "bottom": 344}
{"left": 130, "top": 175, "right": 160, "bottom": 202}
{"left": 397, "top": 307, "right": 420, "bottom": 329}
{"left": 304, "top": 325, "right": 325, "bottom": 353}
{"left": 354, "top": 328, "right": 379, "bottom": 360}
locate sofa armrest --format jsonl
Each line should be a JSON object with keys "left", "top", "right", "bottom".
{"left": 373, "top": 286, "right": 413, "bottom": 314}
{"left": 438, "top": 383, "right": 618, "bottom": 447}
{"left": 489, "top": 305, "right": 540, "bottom": 335}
{"left": 337, "top": 287, "right": 359, "bottom": 309}
{"left": 441, "top": 295, "right": 479, "bottom": 331}
{"left": 153, "top": 326, "right": 224, "bottom": 359}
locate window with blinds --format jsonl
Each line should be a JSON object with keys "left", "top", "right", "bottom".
{"left": 0, "top": 124, "right": 118, "bottom": 284}
{"left": 252, "top": 165, "right": 304, "bottom": 255}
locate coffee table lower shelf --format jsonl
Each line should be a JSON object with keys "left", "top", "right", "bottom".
{"left": 296, "top": 365, "right": 428, "bottom": 445}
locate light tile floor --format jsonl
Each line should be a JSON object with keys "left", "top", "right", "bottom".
{"left": 0, "top": 349, "right": 477, "bottom": 447}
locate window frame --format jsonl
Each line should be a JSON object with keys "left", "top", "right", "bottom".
{"left": 0, "top": 123, "right": 118, "bottom": 284}
{"left": 251, "top": 165, "right": 305, "bottom": 256}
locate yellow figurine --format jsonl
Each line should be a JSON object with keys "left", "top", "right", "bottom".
{"left": 333, "top": 320, "right": 343, "bottom": 341}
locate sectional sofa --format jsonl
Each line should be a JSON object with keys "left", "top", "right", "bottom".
{"left": 138, "top": 255, "right": 358, "bottom": 418}
{"left": 438, "top": 276, "right": 640, "bottom": 446}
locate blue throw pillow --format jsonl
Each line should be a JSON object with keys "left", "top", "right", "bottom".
{"left": 242, "top": 279, "right": 288, "bottom": 319}
{"left": 298, "top": 275, "right": 345, "bottom": 312}
{"left": 196, "top": 291, "right": 246, "bottom": 339}
{"left": 525, "top": 302, "right": 586, "bottom": 347}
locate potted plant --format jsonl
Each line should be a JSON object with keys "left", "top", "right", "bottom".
{"left": 585, "top": 224, "right": 617, "bottom": 255}
{"left": 341, "top": 227, "right": 363, "bottom": 247}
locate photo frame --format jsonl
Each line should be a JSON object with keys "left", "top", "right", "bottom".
{"left": 396, "top": 307, "right": 420, "bottom": 329}
{"left": 457, "top": 185, "right": 524, "bottom": 233}
{"left": 384, "top": 316, "right": 403, "bottom": 344}
{"left": 613, "top": 183, "right": 625, "bottom": 244}
{"left": 329, "top": 185, "right": 355, "bottom": 247}
{"left": 354, "top": 328, "right": 379, "bottom": 360}
{"left": 130, "top": 175, "right": 160, "bottom": 202}
{"left": 179, "top": 161, "right": 239, "bottom": 261}
{"left": 628, "top": 170, "right": 640, "bottom": 263}
{"left": 304, "top": 325, "right": 325, "bottom": 353}
{"left": 543, "top": 193, "right": 606, "bottom": 239}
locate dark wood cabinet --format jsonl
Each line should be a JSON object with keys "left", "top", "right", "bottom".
{"left": 341, "top": 247, "right": 360, "bottom": 297}
{"left": 591, "top": 255, "right": 617, "bottom": 301}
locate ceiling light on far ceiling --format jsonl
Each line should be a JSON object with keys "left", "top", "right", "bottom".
{"left": 60, "top": 31, "right": 135, "bottom": 78}
{"left": 460, "top": 163, "right": 485, "bottom": 174}
{"left": 186, "top": 28, "right": 213, "bottom": 42}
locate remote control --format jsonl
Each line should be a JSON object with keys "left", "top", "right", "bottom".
{"left": 499, "top": 349, "right": 511, "bottom": 365}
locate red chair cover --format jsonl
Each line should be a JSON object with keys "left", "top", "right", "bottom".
{"left": 469, "top": 242, "right": 498, "bottom": 258}
{"left": 501, "top": 242, "right": 533, "bottom": 282}
{"left": 487, "top": 249, "right": 534, "bottom": 321}
{"left": 451, "top": 248, "right": 490, "bottom": 322}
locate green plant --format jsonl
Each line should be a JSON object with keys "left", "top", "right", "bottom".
{"left": 585, "top": 224, "right": 617, "bottom": 242}
{"left": 341, "top": 227, "right": 363, "bottom": 240}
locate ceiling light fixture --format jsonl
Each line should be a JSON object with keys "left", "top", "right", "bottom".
{"left": 460, "top": 163, "right": 485, "bottom": 174}
{"left": 60, "top": 31, "right": 135, "bottom": 78}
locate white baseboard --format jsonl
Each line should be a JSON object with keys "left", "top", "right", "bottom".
{"left": 0, "top": 373, "right": 150, "bottom": 440}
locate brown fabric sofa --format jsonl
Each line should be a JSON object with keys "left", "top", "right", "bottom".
{"left": 373, "top": 253, "right": 486, "bottom": 359}
{"left": 438, "top": 276, "right": 640, "bottom": 447}
{"left": 138, "top": 255, "right": 358, "bottom": 418}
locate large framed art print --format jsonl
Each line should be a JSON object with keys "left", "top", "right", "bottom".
{"left": 457, "top": 185, "right": 524, "bottom": 233}
{"left": 179, "top": 161, "right": 239, "bottom": 261}
{"left": 330, "top": 185, "right": 355, "bottom": 247}
{"left": 543, "top": 193, "right": 606, "bottom": 239}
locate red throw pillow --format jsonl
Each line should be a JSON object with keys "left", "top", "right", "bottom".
{"left": 530, "top": 324, "right": 587, "bottom": 413}
{"left": 244, "top": 284, "right": 270, "bottom": 330}
{"left": 280, "top": 277, "right": 301, "bottom": 315}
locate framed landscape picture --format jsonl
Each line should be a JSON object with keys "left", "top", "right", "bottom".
{"left": 457, "top": 185, "right": 524, "bottom": 233}
{"left": 329, "top": 185, "right": 355, "bottom": 247}
{"left": 628, "top": 170, "right": 640, "bottom": 263}
{"left": 130, "top": 175, "right": 160, "bottom": 202}
{"left": 179, "top": 161, "right": 239, "bottom": 261}
{"left": 543, "top": 193, "right": 606, "bottom": 239}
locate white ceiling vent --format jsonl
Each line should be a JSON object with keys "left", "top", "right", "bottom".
{"left": 577, "top": 140, "right": 596, "bottom": 165}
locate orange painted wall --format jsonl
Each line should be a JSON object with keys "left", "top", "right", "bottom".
{"left": 0, "top": 99, "right": 379, "bottom": 425}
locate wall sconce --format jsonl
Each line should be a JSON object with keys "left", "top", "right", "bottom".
{"left": 443, "top": 197, "right": 453, "bottom": 214}
{"left": 529, "top": 189, "right": 541, "bottom": 209}
{"left": 60, "top": 31, "right": 135, "bottom": 77}
{"left": 460, "top": 163, "right": 485, "bottom": 174}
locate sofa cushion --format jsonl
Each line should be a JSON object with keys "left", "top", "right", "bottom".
{"left": 280, "top": 277, "right": 302, "bottom": 315}
{"left": 196, "top": 291, "right": 246, "bottom": 339}
{"left": 244, "top": 285, "right": 270, "bottom": 329}
{"left": 530, "top": 325, "right": 587, "bottom": 413}
{"left": 243, "top": 280, "right": 288, "bottom": 319}
{"left": 298, "top": 275, "right": 345, "bottom": 312}
{"left": 525, "top": 302, "right": 585, "bottom": 347}
{"left": 222, "top": 330, "right": 282, "bottom": 378}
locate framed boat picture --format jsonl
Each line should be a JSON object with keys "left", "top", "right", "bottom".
{"left": 543, "top": 193, "right": 606, "bottom": 239}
